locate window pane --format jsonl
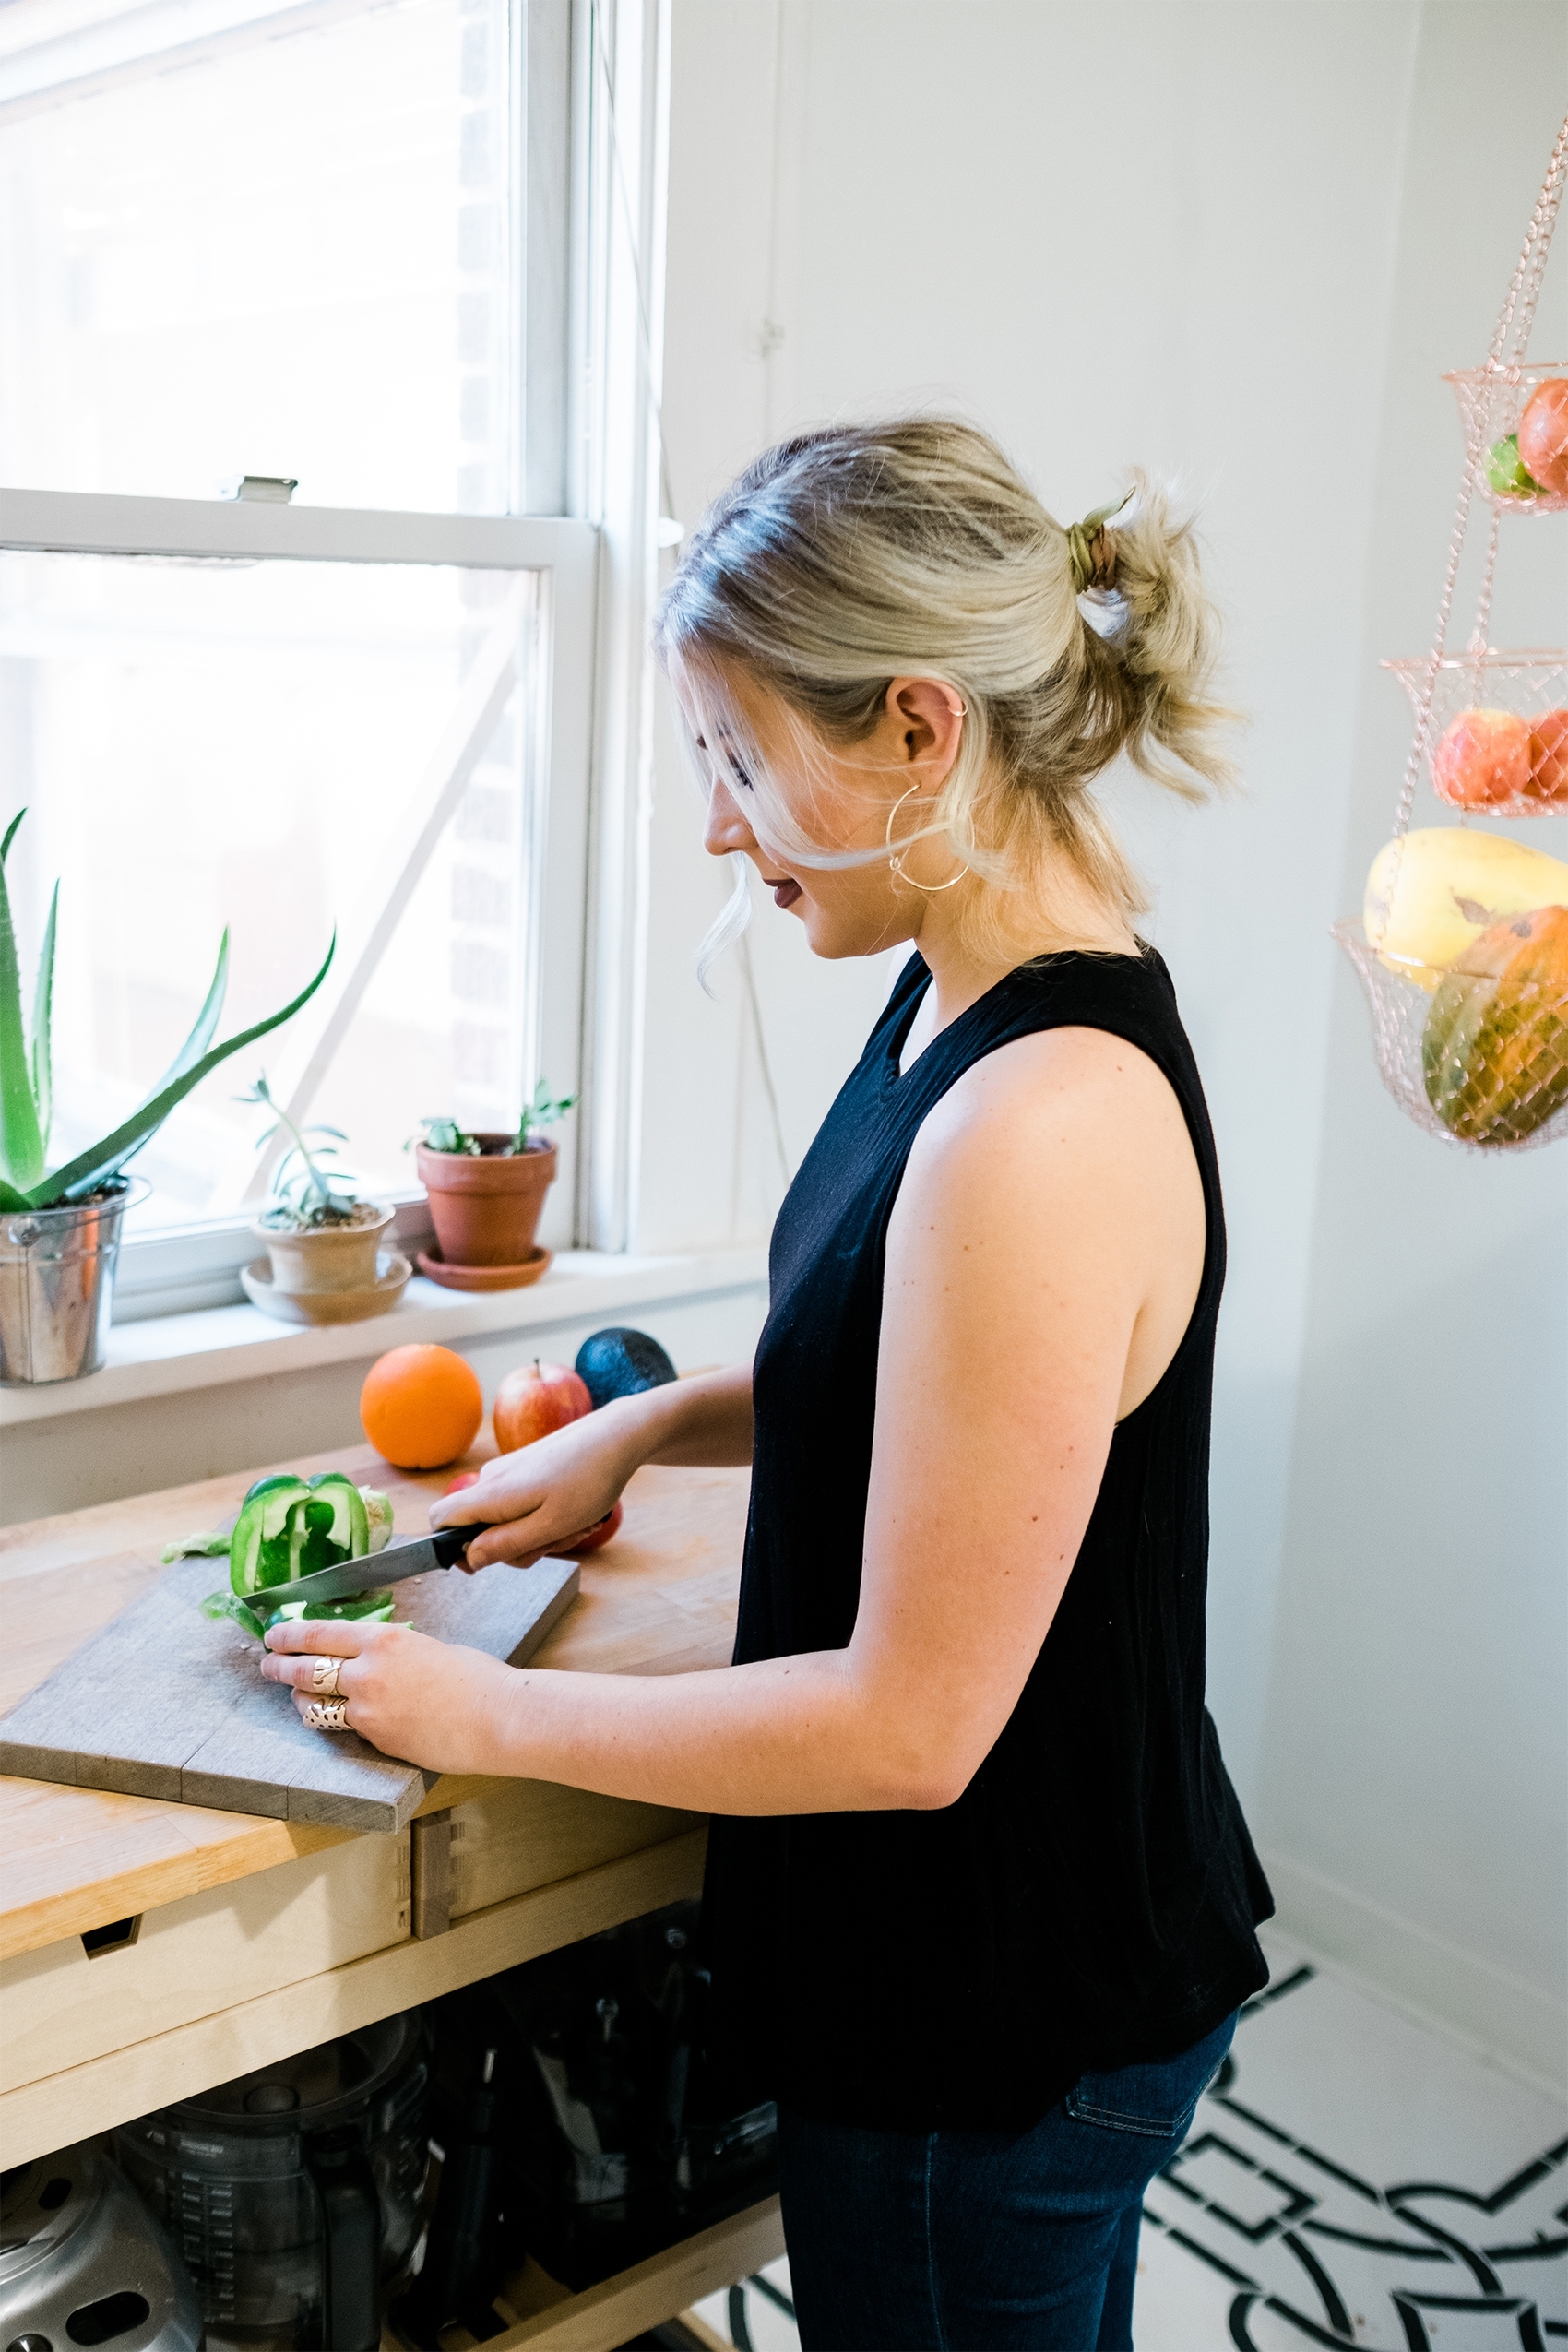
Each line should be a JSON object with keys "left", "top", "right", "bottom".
{"left": 0, "top": 550, "right": 543, "bottom": 1232}
{"left": 0, "top": 0, "right": 514, "bottom": 511}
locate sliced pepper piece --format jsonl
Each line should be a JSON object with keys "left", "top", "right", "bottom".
{"left": 201, "top": 1586, "right": 398, "bottom": 1643}
{"left": 230, "top": 1476, "right": 311, "bottom": 1597}
{"left": 268, "top": 1588, "right": 397, "bottom": 1628}
{"left": 161, "top": 1528, "right": 232, "bottom": 1565}
{"left": 361, "top": 1487, "right": 395, "bottom": 1553}
{"left": 303, "top": 1472, "right": 370, "bottom": 1565}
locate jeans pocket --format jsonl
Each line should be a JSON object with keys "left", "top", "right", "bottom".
{"left": 1063, "top": 2013, "right": 1236, "bottom": 2141}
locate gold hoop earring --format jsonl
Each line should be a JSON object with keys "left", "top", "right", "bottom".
{"left": 885, "top": 783, "right": 969, "bottom": 894}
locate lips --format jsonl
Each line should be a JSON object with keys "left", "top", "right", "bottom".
{"left": 766, "top": 877, "right": 802, "bottom": 910}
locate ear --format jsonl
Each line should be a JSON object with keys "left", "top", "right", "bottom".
{"left": 885, "top": 677, "right": 966, "bottom": 782}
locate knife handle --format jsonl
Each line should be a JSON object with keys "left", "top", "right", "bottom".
{"left": 430, "top": 1522, "right": 500, "bottom": 1568}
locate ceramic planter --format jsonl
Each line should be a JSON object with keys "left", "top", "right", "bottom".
{"left": 0, "top": 1176, "right": 148, "bottom": 1385}
{"left": 415, "top": 1138, "right": 556, "bottom": 1269}
{"left": 252, "top": 1205, "right": 397, "bottom": 1297}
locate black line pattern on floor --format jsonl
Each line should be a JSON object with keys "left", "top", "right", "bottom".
{"left": 1144, "top": 1967, "right": 1568, "bottom": 2348}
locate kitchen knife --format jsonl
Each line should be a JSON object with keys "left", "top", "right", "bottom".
{"left": 254, "top": 1522, "right": 500, "bottom": 1612}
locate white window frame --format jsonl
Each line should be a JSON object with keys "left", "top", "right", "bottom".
{"left": 0, "top": 0, "right": 681, "bottom": 1312}
{"left": 0, "top": 490, "right": 599, "bottom": 1314}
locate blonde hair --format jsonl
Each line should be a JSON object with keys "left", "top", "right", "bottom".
{"left": 653, "top": 417, "right": 1236, "bottom": 968}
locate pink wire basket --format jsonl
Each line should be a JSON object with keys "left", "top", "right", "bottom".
{"left": 1335, "top": 918, "right": 1568, "bottom": 1154}
{"left": 1383, "top": 649, "right": 1568, "bottom": 817}
{"left": 1336, "top": 115, "right": 1568, "bottom": 1151}
{"left": 1445, "top": 361, "right": 1568, "bottom": 513}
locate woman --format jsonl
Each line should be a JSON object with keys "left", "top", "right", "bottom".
{"left": 264, "top": 420, "right": 1273, "bottom": 2351}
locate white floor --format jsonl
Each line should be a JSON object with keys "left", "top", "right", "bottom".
{"left": 690, "top": 1931, "right": 1568, "bottom": 2349}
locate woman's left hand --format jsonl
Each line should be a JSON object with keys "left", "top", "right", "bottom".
{"left": 261, "top": 1618, "right": 517, "bottom": 1776}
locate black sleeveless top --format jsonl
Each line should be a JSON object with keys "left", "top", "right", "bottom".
{"left": 698, "top": 945, "right": 1273, "bottom": 2134}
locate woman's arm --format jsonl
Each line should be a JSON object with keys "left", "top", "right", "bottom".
{"left": 266, "top": 1030, "right": 1202, "bottom": 1807}
{"left": 430, "top": 1362, "right": 755, "bottom": 1568}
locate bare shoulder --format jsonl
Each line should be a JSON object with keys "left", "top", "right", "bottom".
{"left": 906, "top": 1024, "right": 1192, "bottom": 1191}
{"left": 887, "top": 1023, "right": 1206, "bottom": 1410}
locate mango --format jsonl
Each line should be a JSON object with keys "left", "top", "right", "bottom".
{"left": 1422, "top": 906, "right": 1568, "bottom": 1145}
{"left": 1363, "top": 827, "right": 1568, "bottom": 992}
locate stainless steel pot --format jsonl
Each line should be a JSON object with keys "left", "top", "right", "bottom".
{"left": 0, "top": 2142, "right": 203, "bottom": 2352}
{"left": 0, "top": 1177, "right": 148, "bottom": 1386}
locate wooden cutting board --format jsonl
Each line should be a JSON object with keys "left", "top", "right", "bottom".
{"left": 0, "top": 1553, "right": 578, "bottom": 1835}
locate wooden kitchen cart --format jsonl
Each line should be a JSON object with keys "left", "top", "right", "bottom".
{"left": 0, "top": 1446, "right": 784, "bottom": 2352}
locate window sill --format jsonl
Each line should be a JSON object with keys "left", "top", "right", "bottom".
{"left": 0, "top": 1247, "right": 768, "bottom": 1428}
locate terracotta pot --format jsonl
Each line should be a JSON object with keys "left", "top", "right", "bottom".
{"left": 253, "top": 1205, "right": 396, "bottom": 1296}
{"left": 415, "top": 1138, "right": 556, "bottom": 1268}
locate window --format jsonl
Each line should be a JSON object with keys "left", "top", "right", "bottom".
{"left": 0, "top": 0, "right": 604, "bottom": 1280}
{"left": 0, "top": 0, "right": 537, "bottom": 512}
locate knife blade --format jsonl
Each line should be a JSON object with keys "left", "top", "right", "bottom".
{"left": 252, "top": 1522, "right": 498, "bottom": 1612}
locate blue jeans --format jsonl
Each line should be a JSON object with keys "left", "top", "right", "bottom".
{"left": 776, "top": 2011, "right": 1235, "bottom": 2350}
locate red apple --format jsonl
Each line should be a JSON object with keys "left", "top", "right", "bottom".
{"left": 1517, "top": 378, "right": 1568, "bottom": 496}
{"left": 493, "top": 1359, "right": 592, "bottom": 1453}
{"left": 1525, "top": 708, "right": 1568, "bottom": 806}
{"left": 560, "top": 1501, "right": 624, "bottom": 1555}
{"left": 445, "top": 1469, "right": 482, "bottom": 1495}
{"left": 1431, "top": 707, "right": 1531, "bottom": 807}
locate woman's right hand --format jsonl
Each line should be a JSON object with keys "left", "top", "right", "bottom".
{"left": 431, "top": 1397, "right": 647, "bottom": 1569}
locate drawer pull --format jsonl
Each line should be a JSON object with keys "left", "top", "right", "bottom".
{"left": 79, "top": 1917, "right": 141, "bottom": 1959}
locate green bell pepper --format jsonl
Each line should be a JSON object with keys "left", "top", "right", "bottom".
{"left": 229, "top": 1471, "right": 371, "bottom": 1598}
{"left": 198, "top": 1467, "right": 391, "bottom": 1642}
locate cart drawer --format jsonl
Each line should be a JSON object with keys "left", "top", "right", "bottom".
{"left": 448, "top": 1783, "right": 698, "bottom": 1922}
{"left": 0, "top": 1831, "right": 411, "bottom": 2092}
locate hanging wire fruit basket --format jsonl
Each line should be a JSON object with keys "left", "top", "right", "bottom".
{"left": 1338, "top": 112, "right": 1568, "bottom": 1154}
{"left": 1382, "top": 649, "right": 1568, "bottom": 816}
{"left": 1334, "top": 917, "right": 1568, "bottom": 1152}
{"left": 1446, "top": 360, "right": 1568, "bottom": 512}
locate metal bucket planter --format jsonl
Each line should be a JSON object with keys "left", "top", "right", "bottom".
{"left": 0, "top": 1177, "right": 148, "bottom": 1385}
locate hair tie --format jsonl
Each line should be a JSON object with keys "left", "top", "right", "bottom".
{"left": 1064, "top": 496, "right": 1129, "bottom": 595}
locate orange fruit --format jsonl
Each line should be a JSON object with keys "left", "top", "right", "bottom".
{"left": 361, "top": 1344, "right": 483, "bottom": 1469}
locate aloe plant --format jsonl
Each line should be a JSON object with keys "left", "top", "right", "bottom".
{"left": 0, "top": 808, "right": 335, "bottom": 1215}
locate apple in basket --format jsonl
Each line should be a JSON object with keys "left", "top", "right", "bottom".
{"left": 1516, "top": 378, "right": 1568, "bottom": 496}
{"left": 1431, "top": 708, "right": 1531, "bottom": 808}
{"left": 1526, "top": 709, "right": 1568, "bottom": 806}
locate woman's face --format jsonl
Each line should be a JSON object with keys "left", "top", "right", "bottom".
{"left": 693, "top": 669, "right": 968, "bottom": 961}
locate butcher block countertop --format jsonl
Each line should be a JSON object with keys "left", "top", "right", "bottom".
{"left": 0, "top": 1443, "right": 791, "bottom": 2348}
{"left": 0, "top": 1443, "right": 749, "bottom": 1963}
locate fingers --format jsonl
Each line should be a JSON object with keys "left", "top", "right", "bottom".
{"left": 263, "top": 1618, "right": 387, "bottom": 1657}
{"left": 264, "top": 1649, "right": 363, "bottom": 1693}
{"left": 429, "top": 1486, "right": 499, "bottom": 1530}
{"left": 463, "top": 1522, "right": 562, "bottom": 1570}
{"left": 430, "top": 1474, "right": 538, "bottom": 1532}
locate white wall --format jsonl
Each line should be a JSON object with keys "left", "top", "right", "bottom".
{"left": 646, "top": 0, "right": 1567, "bottom": 2082}
{"left": 1258, "top": 11, "right": 1567, "bottom": 2085}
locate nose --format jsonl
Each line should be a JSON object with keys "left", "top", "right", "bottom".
{"left": 704, "top": 776, "right": 758, "bottom": 860}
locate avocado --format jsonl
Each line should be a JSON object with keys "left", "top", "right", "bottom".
{"left": 575, "top": 1326, "right": 677, "bottom": 1408}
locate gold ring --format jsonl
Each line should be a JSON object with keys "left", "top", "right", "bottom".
{"left": 303, "top": 1699, "right": 350, "bottom": 1731}
{"left": 310, "top": 1657, "right": 344, "bottom": 1697}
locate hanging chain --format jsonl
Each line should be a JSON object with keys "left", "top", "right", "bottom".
{"left": 1467, "top": 506, "right": 1503, "bottom": 658}
{"left": 1384, "top": 112, "right": 1567, "bottom": 854}
{"left": 1487, "top": 109, "right": 1568, "bottom": 369}
{"left": 1388, "top": 431, "right": 1481, "bottom": 847}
